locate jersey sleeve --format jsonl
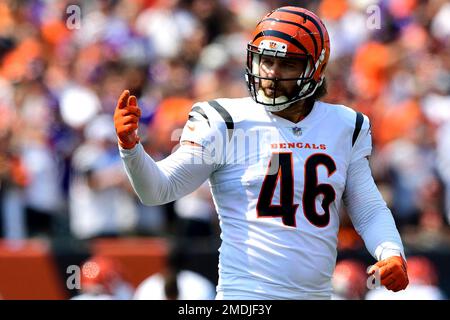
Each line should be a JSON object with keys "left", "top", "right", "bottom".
{"left": 119, "top": 143, "right": 214, "bottom": 206}
{"left": 343, "top": 157, "right": 405, "bottom": 261}
{"left": 350, "top": 112, "right": 372, "bottom": 164}
{"left": 180, "top": 103, "right": 216, "bottom": 147}
{"left": 180, "top": 101, "right": 233, "bottom": 165}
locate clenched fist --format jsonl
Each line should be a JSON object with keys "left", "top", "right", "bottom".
{"left": 114, "top": 90, "right": 141, "bottom": 149}
{"left": 368, "top": 256, "right": 409, "bottom": 292}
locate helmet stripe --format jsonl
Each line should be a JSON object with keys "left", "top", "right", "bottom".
{"left": 253, "top": 30, "right": 308, "bottom": 54}
{"left": 274, "top": 8, "right": 324, "bottom": 50}
{"left": 260, "top": 18, "right": 318, "bottom": 58}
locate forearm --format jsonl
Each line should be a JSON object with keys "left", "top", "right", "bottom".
{"left": 119, "top": 143, "right": 214, "bottom": 206}
{"left": 344, "top": 158, "right": 405, "bottom": 261}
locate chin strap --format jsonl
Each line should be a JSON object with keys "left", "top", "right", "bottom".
{"left": 256, "top": 89, "right": 293, "bottom": 112}
{"left": 256, "top": 75, "right": 323, "bottom": 112}
{"left": 299, "top": 76, "right": 323, "bottom": 100}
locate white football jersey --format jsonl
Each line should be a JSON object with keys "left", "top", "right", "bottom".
{"left": 180, "top": 97, "right": 371, "bottom": 299}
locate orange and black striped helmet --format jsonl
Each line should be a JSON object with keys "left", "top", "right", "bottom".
{"left": 245, "top": 6, "right": 330, "bottom": 111}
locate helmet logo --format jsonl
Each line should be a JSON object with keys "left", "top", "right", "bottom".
{"left": 259, "top": 40, "right": 288, "bottom": 56}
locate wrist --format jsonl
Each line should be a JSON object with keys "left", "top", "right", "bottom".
{"left": 375, "top": 241, "right": 405, "bottom": 261}
{"left": 118, "top": 139, "right": 138, "bottom": 150}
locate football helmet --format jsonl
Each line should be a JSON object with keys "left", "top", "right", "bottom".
{"left": 245, "top": 6, "right": 330, "bottom": 112}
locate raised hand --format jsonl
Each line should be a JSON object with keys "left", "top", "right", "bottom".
{"left": 114, "top": 90, "right": 141, "bottom": 149}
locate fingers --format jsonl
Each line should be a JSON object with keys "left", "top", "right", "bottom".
{"left": 117, "top": 91, "right": 140, "bottom": 113}
{"left": 114, "top": 91, "right": 141, "bottom": 149}
{"left": 117, "top": 90, "right": 130, "bottom": 109}
{"left": 374, "top": 260, "right": 388, "bottom": 269}
{"left": 367, "top": 257, "right": 409, "bottom": 293}
{"left": 368, "top": 260, "right": 388, "bottom": 276}
{"left": 383, "top": 274, "right": 408, "bottom": 292}
{"left": 376, "top": 256, "right": 409, "bottom": 292}
{"left": 381, "top": 273, "right": 397, "bottom": 288}
{"left": 115, "top": 107, "right": 141, "bottom": 118}
{"left": 378, "top": 265, "right": 393, "bottom": 280}
{"left": 120, "top": 123, "right": 138, "bottom": 134}
{"left": 391, "top": 278, "right": 409, "bottom": 292}
{"left": 128, "top": 95, "right": 137, "bottom": 107}
{"left": 120, "top": 115, "right": 139, "bottom": 126}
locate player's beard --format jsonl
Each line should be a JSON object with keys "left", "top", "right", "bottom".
{"left": 260, "top": 79, "right": 296, "bottom": 100}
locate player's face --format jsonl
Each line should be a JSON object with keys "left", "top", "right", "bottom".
{"left": 259, "top": 56, "right": 306, "bottom": 98}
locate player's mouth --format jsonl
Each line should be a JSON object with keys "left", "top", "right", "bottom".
{"left": 264, "top": 86, "right": 285, "bottom": 98}
{"left": 265, "top": 87, "right": 275, "bottom": 96}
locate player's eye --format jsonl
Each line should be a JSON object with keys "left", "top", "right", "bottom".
{"left": 281, "top": 59, "right": 302, "bottom": 68}
{"left": 283, "top": 62, "right": 297, "bottom": 68}
{"left": 260, "top": 57, "right": 274, "bottom": 67}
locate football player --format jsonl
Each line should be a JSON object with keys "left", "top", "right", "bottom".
{"left": 114, "top": 6, "right": 409, "bottom": 299}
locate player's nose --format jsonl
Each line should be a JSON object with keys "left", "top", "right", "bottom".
{"left": 266, "top": 63, "right": 282, "bottom": 79}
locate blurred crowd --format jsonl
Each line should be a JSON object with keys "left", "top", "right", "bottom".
{"left": 0, "top": 0, "right": 450, "bottom": 299}
{"left": 69, "top": 253, "right": 447, "bottom": 300}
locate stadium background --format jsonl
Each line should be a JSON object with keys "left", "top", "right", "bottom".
{"left": 0, "top": 0, "right": 449, "bottom": 299}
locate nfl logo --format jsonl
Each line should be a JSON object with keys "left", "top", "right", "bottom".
{"left": 291, "top": 127, "right": 302, "bottom": 136}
